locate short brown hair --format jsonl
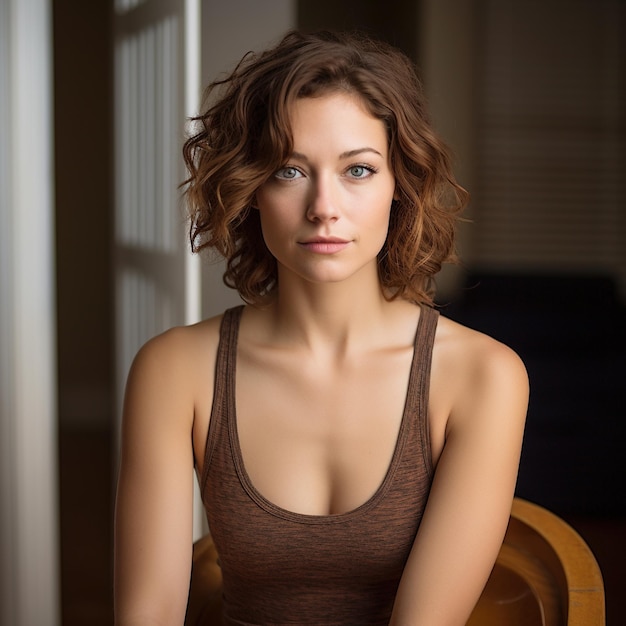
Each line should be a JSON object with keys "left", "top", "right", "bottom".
{"left": 182, "top": 30, "right": 468, "bottom": 306}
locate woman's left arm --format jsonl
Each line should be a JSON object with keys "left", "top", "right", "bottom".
{"left": 389, "top": 337, "right": 529, "bottom": 626}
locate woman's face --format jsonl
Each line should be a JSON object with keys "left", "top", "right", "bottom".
{"left": 255, "top": 91, "right": 396, "bottom": 289}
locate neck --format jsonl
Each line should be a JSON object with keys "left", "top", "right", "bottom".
{"left": 261, "top": 273, "right": 397, "bottom": 354}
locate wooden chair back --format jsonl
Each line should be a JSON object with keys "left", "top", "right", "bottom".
{"left": 468, "top": 498, "right": 605, "bottom": 625}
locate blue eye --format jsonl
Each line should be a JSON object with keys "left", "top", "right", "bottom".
{"left": 275, "top": 166, "right": 301, "bottom": 180}
{"left": 347, "top": 165, "right": 376, "bottom": 178}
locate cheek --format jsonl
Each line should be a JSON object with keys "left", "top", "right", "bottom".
{"left": 371, "top": 195, "right": 393, "bottom": 230}
{"left": 257, "top": 206, "right": 293, "bottom": 259}
{"left": 369, "top": 197, "right": 393, "bottom": 250}
{"left": 256, "top": 184, "right": 300, "bottom": 220}
{"left": 377, "top": 212, "right": 392, "bottom": 249}
{"left": 256, "top": 185, "right": 306, "bottom": 236}
{"left": 255, "top": 190, "right": 281, "bottom": 235}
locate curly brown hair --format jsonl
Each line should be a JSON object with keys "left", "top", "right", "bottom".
{"left": 182, "top": 29, "right": 468, "bottom": 306}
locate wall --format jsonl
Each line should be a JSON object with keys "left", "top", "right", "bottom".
{"left": 297, "top": 0, "right": 418, "bottom": 54}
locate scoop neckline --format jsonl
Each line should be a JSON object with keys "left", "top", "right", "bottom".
{"left": 226, "top": 306, "right": 426, "bottom": 525}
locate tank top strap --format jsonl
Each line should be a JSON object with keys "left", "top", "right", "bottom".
{"left": 200, "top": 304, "right": 439, "bottom": 488}
{"left": 200, "top": 305, "right": 244, "bottom": 493}
{"left": 405, "top": 305, "right": 439, "bottom": 478}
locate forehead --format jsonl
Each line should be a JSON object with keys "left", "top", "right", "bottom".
{"left": 288, "top": 92, "right": 389, "bottom": 153}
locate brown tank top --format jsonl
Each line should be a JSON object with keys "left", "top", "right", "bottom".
{"left": 200, "top": 305, "right": 439, "bottom": 625}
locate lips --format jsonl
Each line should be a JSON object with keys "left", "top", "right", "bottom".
{"left": 298, "top": 237, "right": 351, "bottom": 254}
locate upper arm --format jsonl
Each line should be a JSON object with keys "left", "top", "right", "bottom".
{"left": 390, "top": 335, "right": 529, "bottom": 625}
{"left": 114, "top": 329, "right": 198, "bottom": 625}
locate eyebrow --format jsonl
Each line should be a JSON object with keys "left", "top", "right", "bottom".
{"left": 290, "top": 147, "right": 384, "bottom": 161}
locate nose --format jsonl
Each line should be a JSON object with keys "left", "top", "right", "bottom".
{"left": 306, "top": 174, "right": 340, "bottom": 223}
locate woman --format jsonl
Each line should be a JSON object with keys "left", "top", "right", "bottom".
{"left": 114, "top": 30, "right": 528, "bottom": 625}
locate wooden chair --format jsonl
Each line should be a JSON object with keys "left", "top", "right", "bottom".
{"left": 185, "top": 498, "right": 605, "bottom": 625}
{"left": 468, "top": 498, "right": 605, "bottom": 625}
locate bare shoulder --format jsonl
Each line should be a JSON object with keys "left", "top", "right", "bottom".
{"left": 129, "top": 314, "right": 223, "bottom": 384}
{"left": 433, "top": 314, "right": 529, "bottom": 432}
{"left": 436, "top": 314, "right": 527, "bottom": 385}
{"left": 123, "top": 313, "right": 225, "bottom": 434}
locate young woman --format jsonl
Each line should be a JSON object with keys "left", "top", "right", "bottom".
{"left": 114, "top": 30, "right": 529, "bottom": 626}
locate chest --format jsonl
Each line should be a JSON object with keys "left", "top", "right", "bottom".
{"left": 234, "top": 344, "right": 417, "bottom": 516}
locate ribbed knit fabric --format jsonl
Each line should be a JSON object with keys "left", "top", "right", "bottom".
{"left": 200, "top": 305, "right": 439, "bottom": 625}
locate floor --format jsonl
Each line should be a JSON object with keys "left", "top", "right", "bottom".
{"left": 59, "top": 428, "right": 626, "bottom": 625}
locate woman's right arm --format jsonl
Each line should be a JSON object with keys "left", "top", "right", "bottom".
{"left": 114, "top": 328, "right": 197, "bottom": 625}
